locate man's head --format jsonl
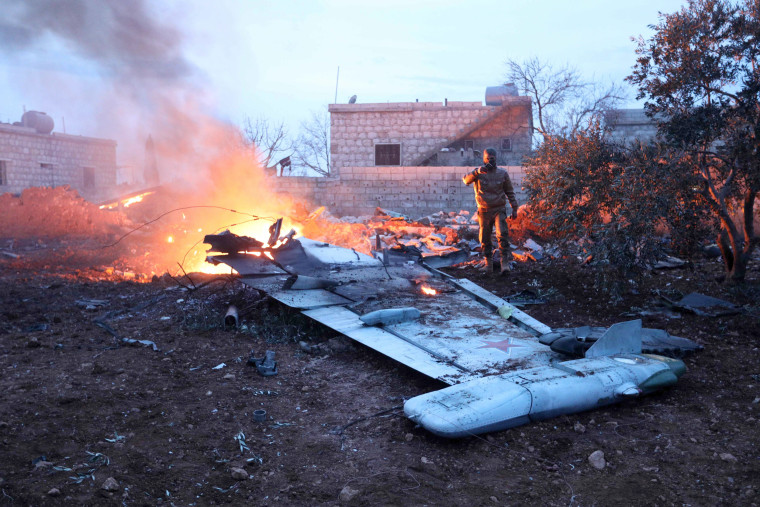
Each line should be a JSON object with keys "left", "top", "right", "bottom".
{"left": 483, "top": 148, "right": 497, "bottom": 167}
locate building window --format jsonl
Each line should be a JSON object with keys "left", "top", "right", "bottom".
{"left": 501, "top": 138, "right": 512, "bottom": 152}
{"left": 40, "top": 163, "right": 55, "bottom": 187}
{"left": 83, "top": 167, "right": 95, "bottom": 188}
{"left": 463, "top": 140, "right": 474, "bottom": 151}
{"left": 375, "top": 144, "right": 401, "bottom": 166}
{"left": 0, "top": 161, "right": 7, "bottom": 185}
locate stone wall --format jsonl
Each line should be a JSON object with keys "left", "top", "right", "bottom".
{"left": 271, "top": 165, "right": 527, "bottom": 218}
{"left": 329, "top": 98, "right": 532, "bottom": 174}
{"left": 0, "top": 123, "right": 117, "bottom": 201}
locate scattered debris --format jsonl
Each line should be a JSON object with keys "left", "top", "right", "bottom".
{"left": 121, "top": 337, "right": 159, "bottom": 352}
{"left": 253, "top": 409, "right": 267, "bottom": 422}
{"left": 212, "top": 363, "right": 226, "bottom": 370}
{"left": 248, "top": 350, "right": 278, "bottom": 377}
{"left": 652, "top": 255, "right": 687, "bottom": 269}
{"left": 539, "top": 323, "right": 703, "bottom": 357}
{"left": 204, "top": 230, "right": 263, "bottom": 254}
{"left": 661, "top": 292, "right": 742, "bottom": 317}
{"left": 76, "top": 299, "right": 109, "bottom": 310}
{"left": 224, "top": 305, "right": 239, "bottom": 329}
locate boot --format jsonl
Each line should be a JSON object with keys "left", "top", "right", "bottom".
{"left": 480, "top": 255, "right": 494, "bottom": 273}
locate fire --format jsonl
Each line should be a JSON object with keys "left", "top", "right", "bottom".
{"left": 421, "top": 285, "right": 438, "bottom": 296}
{"left": 99, "top": 191, "right": 155, "bottom": 210}
{"left": 167, "top": 236, "right": 174, "bottom": 243}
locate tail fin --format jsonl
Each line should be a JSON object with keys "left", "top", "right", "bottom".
{"left": 585, "top": 319, "right": 642, "bottom": 358}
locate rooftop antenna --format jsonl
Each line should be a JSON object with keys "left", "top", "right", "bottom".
{"left": 334, "top": 66, "right": 340, "bottom": 104}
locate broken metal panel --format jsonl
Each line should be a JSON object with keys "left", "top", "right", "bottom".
{"left": 207, "top": 254, "right": 286, "bottom": 276}
{"left": 257, "top": 287, "right": 353, "bottom": 310}
{"left": 296, "top": 238, "right": 380, "bottom": 267}
{"left": 304, "top": 306, "right": 476, "bottom": 384}
{"left": 421, "top": 249, "right": 469, "bottom": 269}
{"left": 451, "top": 279, "right": 553, "bottom": 336}
{"left": 671, "top": 292, "right": 742, "bottom": 317}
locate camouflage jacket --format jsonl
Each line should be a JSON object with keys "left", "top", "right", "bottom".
{"left": 462, "top": 165, "right": 518, "bottom": 210}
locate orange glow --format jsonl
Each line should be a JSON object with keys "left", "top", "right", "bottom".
{"left": 167, "top": 236, "right": 174, "bottom": 243}
{"left": 99, "top": 191, "right": 155, "bottom": 210}
{"left": 421, "top": 285, "right": 438, "bottom": 296}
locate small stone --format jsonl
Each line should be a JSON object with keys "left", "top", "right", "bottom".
{"left": 223, "top": 373, "right": 235, "bottom": 380}
{"left": 490, "top": 496, "right": 498, "bottom": 503}
{"left": 0, "top": 421, "right": 9, "bottom": 428}
{"left": 301, "top": 385, "right": 310, "bottom": 392}
{"left": 26, "top": 337, "right": 41, "bottom": 348}
{"left": 527, "top": 446, "right": 535, "bottom": 453}
{"left": 102, "top": 477, "right": 119, "bottom": 491}
{"left": 573, "top": 422, "right": 586, "bottom": 434}
{"left": 34, "top": 460, "right": 54, "bottom": 470}
{"left": 404, "top": 433, "right": 414, "bottom": 442}
{"left": 588, "top": 450, "right": 606, "bottom": 470}
{"left": 230, "top": 467, "right": 249, "bottom": 480}
{"left": 339, "top": 485, "right": 360, "bottom": 502}
{"left": 47, "top": 488, "right": 61, "bottom": 497}
{"left": 420, "top": 456, "right": 432, "bottom": 464}
{"left": 720, "top": 453, "right": 738, "bottom": 463}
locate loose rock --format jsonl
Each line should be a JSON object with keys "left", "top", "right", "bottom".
{"left": 102, "top": 477, "right": 119, "bottom": 491}
{"left": 720, "top": 453, "right": 738, "bottom": 463}
{"left": 47, "top": 487, "right": 61, "bottom": 497}
{"left": 231, "top": 467, "right": 249, "bottom": 480}
{"left": 339, "top": 485, "right": 360, "bottom": 502}
{"left": 573, "top": 422, "right": 586, "bottom": 434}
{"left": 589, "top": 450, "right": 606, "bottom": 470}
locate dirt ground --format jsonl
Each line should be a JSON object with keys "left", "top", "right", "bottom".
{"left": 1, "top": 236, "right": 760, "bottom": 506}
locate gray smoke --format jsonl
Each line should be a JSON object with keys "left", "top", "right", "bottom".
{"left": 0, "top": 0, "right": 193, "bottom": 82}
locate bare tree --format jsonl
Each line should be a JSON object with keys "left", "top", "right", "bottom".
{"left": 506, "top": 57, "right": 626, "bottom": 141}
{"left": 292, "top": 110, "right": 330, "bottom": 176}
{"left": 241, "top": 116, "right": 292, "bottom": 169}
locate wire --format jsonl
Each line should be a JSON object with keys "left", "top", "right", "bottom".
{"left": 102, "top": 205, "right": 277, "bottom": 248}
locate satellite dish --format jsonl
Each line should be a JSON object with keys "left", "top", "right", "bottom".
{"left": 348, "top": 95, "right": 357, "bottom": 104}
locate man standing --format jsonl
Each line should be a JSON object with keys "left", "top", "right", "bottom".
{"left": 462, "top": 148, "right": 519, "bottom": 275}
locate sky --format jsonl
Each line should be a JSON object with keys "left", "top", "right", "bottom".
{"left": 0, "top": 0, "right": 688, "bottom": 166}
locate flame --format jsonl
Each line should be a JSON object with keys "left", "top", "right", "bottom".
{"left": 99, "top": 191, "right": 155, "bottom": 210}
{"left": 421, "top": 285, "right": 437, "bottom": 296}
{"left": 167, "top": 236, "right": 174, "bottom": 243}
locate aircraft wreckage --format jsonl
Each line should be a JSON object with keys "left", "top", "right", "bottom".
{"left": 205, "top": 225, "right": 701, "bottom": 438}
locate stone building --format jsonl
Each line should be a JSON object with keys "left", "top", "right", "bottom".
{"left": 272, "top": 86, "right": 533, "bottom": 218}
{"left": 0, "top": 112, "right": 117, "bottom": 201}
{"left": 328, "top": 86, "right": 532, "bottom": 175}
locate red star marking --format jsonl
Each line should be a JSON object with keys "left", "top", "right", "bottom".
{"left": 477, "top": 339, "right": 523, "bottom": 353}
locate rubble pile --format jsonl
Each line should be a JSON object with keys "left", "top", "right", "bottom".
{"left": 0, "top": 186, "right": 132, "bottom": 239}
{"left": 297, "top": 206, "right": 548, "bottom": 267}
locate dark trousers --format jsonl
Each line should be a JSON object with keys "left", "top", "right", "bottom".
{"left": 478, "top": 207, "right": 511, "bottom": 261}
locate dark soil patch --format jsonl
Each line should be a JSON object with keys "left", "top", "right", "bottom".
{"left": 1, "top": 248, "right": 759, "bottom": 505}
